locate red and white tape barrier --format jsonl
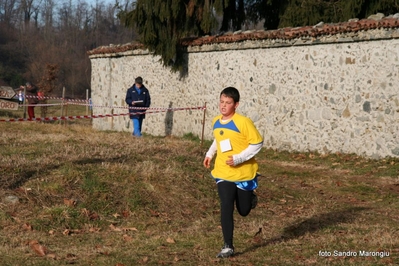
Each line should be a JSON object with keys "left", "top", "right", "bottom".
{"left": 67, "top": 101, "right": 203, "bottom": 111}
{"left": 0, "top": 106, "right": 206, "bottom": 122}
{"left": 24, "top": 95, "right": 89, "bottom": 102}
{"left": 19, "top": 99, "right": 202, "bottom": 111}
{"left": 18, "top": 103, "right": 65, "bottom": 107}
{"left": 0, "top": 113, "right": 129, "bottom": 122}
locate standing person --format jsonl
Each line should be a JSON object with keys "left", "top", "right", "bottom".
{"left": 203, "top": 87, "right": 263, "bottom": 258}
{"left": 125, "top": 77, "right": 151, "bottom": 137}
{"left": 37, "top": 90, "right": 47, "bottom": 118}
{"left": 20, "top": 82, "right": 39, "bottom": 120}
{"left": 17, "top": 88, "right": 24, "bottom": 104}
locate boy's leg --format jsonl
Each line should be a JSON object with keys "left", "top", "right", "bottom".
{"left": 236, "top": 188, "right": 254, "bottom": 217}
{"left": 138, "top": 116, "right": 144, "bottom": 132}
{"left": 132, "top": 118, "right": 142, "bottom": 137}
{"left": 217, "top": 181, "right": 237, "bottom": 247}
{"left": 131, "top": 118, "right": 136, "bottom": 136}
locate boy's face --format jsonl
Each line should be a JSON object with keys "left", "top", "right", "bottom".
{"left": 219, "top": 94, "right": 239, "bottom": 119}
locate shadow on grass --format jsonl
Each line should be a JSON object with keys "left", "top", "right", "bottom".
{"left": 239, "top": 206, "right": 370, "bottom": 255}
{"left": 1, "top": 156, "right": 126, "bottom": 189}
{"left": 72, "top": 156, "right": 132, "bottom": 165}
{"left": 1, "top": 169, "right": 39, "bottom": 190}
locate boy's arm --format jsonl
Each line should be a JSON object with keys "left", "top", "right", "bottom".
{"left": 125, "top": 89, "right": 139, "bottom": 106}
{"left": 125, "top": 89, "right": 132, "bottom": 105}
{"left": 205, "top": 139, "right": 217, "bottom": 159}
{"left": 231, "top": 142, "right": 263, "bottom": 166}
{"left": 203, "top": 139, "right": 217, "bottom": 168}
{"left": 146, "top": 90, "right": 151, "bottom": 107}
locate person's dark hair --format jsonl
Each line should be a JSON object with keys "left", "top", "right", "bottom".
{"left": 135, "top": 76, "right": 143, "bottom": 84}
{"left": 220, "top": 87, "right": 240, "bottom": 103}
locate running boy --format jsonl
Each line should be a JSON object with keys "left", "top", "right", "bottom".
{"left": 203, "top": 86, "right": 263, "bottom": 258}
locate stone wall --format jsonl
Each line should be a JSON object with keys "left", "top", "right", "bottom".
{"left": 89, "top": 27, "right": 399, "bottom": 159}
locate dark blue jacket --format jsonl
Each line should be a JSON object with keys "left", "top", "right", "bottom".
{"left": 125, "top": 84, "right": 151, "bottom": 118}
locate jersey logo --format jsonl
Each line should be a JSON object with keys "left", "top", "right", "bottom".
{"left": 213, "top": 119, "right": 240, "bottom": 133}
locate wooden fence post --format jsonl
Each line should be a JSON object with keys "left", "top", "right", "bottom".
{"left": 23, "top": 87, "right": 27, "bottom": 119}
{"left": 201, "top": 102, "right": 207, "bottom": 147}
{"left": 86, "top": 89, "right": 89, "bottom": 116}
{"left": 61, "top": 87, "right": 65, "bottom": 125}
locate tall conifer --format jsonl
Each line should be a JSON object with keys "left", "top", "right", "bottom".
{"left": 118, "top": 0, "right": 399, "bottom": 71}
{"left": 118, "top": 0, "right": 224, "bottom": 72}
{"left": 248, "top": 0, "right": 398, "bottom": 29}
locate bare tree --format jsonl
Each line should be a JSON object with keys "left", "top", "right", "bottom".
{"left": 0, "top": 0, "right": 19, "bottom": 26}
{"left": 42, "top": 0, "right": 56, "bottom": 36}
{"left": 1, "top": 0, "right": 137, "bottom": 96}
{"left": 19, "top": 0, "right": 39, "bottom": 29}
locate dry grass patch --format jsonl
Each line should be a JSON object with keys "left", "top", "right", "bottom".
{"left": 0, "top": 122, "right": 398, "bottom": 265}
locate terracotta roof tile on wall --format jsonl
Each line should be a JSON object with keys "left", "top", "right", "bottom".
{"left": 87, "top": 15, "right": 399, "bottom": 56}
{"left": 87, "top": 42, "right": 145, "bottom": 56}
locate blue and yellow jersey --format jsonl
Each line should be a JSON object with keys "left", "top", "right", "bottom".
{"left": 211, "top": 113, "right": 263, "bottom": 182}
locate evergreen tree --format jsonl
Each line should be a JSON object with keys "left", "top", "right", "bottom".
{"left": 118, "top": 0, "right": 224, "bottom": 72}
{"left": 278, "top": 0, "right": 339, "bottom": 27}
{"left": 339, "top": 0, "right": 399, "bottom": 20}
{"left": 118, "top": 0, "right": 399, "bottom": 72}
{"left": 220, "top": 0, "right": 245, "bottom": 32}
{"left": 245, "top": 0, "right": 289, "bottom": 30}
{"left": 278, "top": 0, "right": 399, "bottom": 28}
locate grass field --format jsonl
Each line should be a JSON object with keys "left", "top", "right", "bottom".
{"left": 0, "top": 117, "right": 398, "bottom": 265}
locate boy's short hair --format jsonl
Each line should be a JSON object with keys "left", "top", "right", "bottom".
{"left": 135, "top": 76, "right": 143, "bottom": 84}
{"left": 220, "top": 87, "right": 240, "bottom": 103}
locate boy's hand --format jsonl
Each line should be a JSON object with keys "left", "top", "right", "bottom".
{"left": 203, "top": 157, "right": 211, "bottom": 168}
{"left": 226, "top": 155, "right": 235, "bottom": 166}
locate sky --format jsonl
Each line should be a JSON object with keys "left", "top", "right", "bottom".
{"left": 85, "top": 0, "right": 117, "bottom": 6}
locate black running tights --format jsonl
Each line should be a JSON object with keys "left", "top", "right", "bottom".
{"left": 217, "top": 181, "right": 253, "bottom": 247}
